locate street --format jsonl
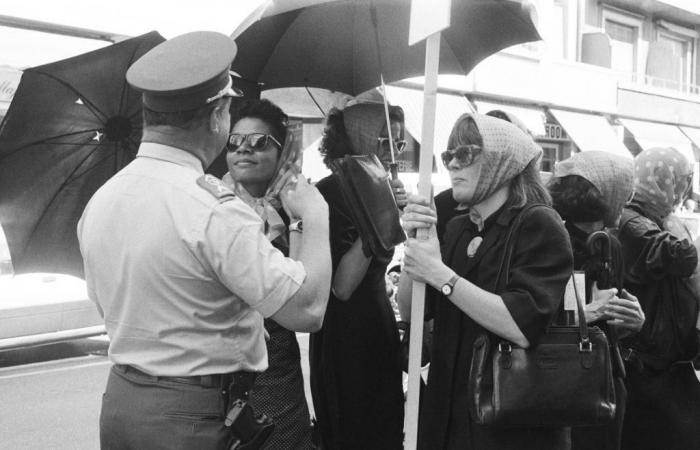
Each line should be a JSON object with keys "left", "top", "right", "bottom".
{"left": 0, "top": 335, "right": 313, "bottom": 450}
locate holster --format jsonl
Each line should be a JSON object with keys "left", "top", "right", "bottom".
{"left": 222, "top": 372, "right": 274, "bottom": 450}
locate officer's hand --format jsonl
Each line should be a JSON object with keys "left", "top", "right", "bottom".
{"left": 280, "top": 176, "right": 328, "bottom": 220}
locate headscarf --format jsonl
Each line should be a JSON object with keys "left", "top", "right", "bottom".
{"left": 222, "top": 135, "right": 301, "bottom": 243}
{"left": 631, "top": 147, "right": 693, "bottom": 221}
{"left": 342, "top": 102, "right": 394, "bottom": 156}
{"left": 451, "top": 113, "right": 542, "bottom": 205}
{"left": 552, "top": 151, "right": 634, "bottom": 227}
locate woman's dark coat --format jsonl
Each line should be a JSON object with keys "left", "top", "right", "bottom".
{"left": 419, "top": 203, "right": 573, "bottom": 450}
{"left": 617, "top": 202, "right": 700, "bottom": 450}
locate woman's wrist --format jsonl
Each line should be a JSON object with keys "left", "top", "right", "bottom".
{"left": 430, "top": 265, "right": 458, "bottom": 292}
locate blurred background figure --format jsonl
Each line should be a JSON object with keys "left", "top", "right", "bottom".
{"left": 224, "top": 99, "right": 313, "bottom": 450}
{"left": 548, "top": 150, "right": 644, "bottom": 450}
{"left": 616, "top": 147, "right": 700, "bottom": 450}
{"left": 310, "top": 103, "right": 406, "bottom": 450}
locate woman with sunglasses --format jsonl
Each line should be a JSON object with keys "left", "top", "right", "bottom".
{"left": 223, "top": 99, "right": 313, "bottom": 450}
{"left": 398, "top": 113, "right": 573, "bottom": 449}
{"left": 309, "top": 103, "right": 407, "bottom": 450}
{"left": 547, "top": 151, "right": 644, "bottom": 450}
{"left": 615, "top": 147, "right": 700, "bottom": 450}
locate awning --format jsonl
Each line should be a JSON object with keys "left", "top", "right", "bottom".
{"left": 680, "top": 126, "right": 700, "bottom": 156}
{"left": 550, "top": 109, "right": 631, "bottom": 158}
{"left": 619, "top": 118, "right": 696, "bottom": 164}
{"left": 473, "top": 100, "right": 546, "bottom": 137}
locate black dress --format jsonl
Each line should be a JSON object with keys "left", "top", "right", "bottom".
{"left": 419, "top": 203, "right": 573, "bottom": 450}
{"left": 310, "top": 175, "right": 404, "bottom": 450}
{"left": 248, "top": 210, "right": 313, "bottom": 450}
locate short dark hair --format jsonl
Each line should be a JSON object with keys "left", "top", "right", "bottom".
{"left": 143, "top": 100, "right": 221, "bottom": 130}
{"left": 547, "top": 175, "right": 608, "bottom": 222}
{"left": 230, "top": 99, "right": 288, "bottom": 145}
{"left": 319, "top": 105, "right": 404, "bottom": 167}
{"left": 446, "top": 114, "right": 483, "bottom": 150}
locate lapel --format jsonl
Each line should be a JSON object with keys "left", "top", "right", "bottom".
{"left": 459, "top": 206, "right": 520, "bottom": 278}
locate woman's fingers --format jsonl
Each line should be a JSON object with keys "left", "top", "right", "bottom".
{"left": 605, "top": 296, "right": 645, "bottom": 331}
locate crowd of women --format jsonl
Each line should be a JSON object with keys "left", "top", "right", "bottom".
{"left": 222, "top": 96, "right": 700, "bottom": 450}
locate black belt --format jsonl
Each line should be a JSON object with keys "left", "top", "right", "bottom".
{"left": 113, "top": 364, "right": 235, "bottom": 389}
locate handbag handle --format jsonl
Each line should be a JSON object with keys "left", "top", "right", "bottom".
{"left": 494, "top": 204, "right": 592, "bottom": 351}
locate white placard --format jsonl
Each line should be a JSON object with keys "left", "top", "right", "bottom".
{"left": 408, "top": 0, "right": 451, "bottom": 45}
{"left": 563, "top": 271, "right": 586, "bottom": 323}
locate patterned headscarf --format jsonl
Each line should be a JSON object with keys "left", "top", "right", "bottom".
{"left": 223, "top": 135, "right": 301, "bottom": 243}
{"left": 553, "top": 151, "right": 634, "bottom": 227}
{"left": 450, "top": 113, "right": 542, "bottom": 205}
{"left": 342, "top": 102, "right": 396, "bottom": 156}
{"left": 632, "top": 147, "right": 693, "bottom": 221}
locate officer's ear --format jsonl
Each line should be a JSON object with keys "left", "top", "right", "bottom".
{"left": 208, "top": 101, "right": 227, "bottom": 133}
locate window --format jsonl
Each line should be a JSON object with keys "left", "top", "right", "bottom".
{"left": 655, "top": 21, "right": 697, "bottom": 91}
{"left": 601, "top": 7, "right": 643, "bottom": 77}
{"left": 509, "top": 0, "right": 574, "bottom": 60}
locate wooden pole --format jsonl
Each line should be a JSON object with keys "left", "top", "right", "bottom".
{"left": 404, "top": 30, "right": 441, "bottom": 450}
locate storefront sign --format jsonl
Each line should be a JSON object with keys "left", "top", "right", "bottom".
{"left": 0, "top": 68, "right": 21, "bottom": 104}
{"left": 544, "top": 123, "right": 568, "bottom": 141}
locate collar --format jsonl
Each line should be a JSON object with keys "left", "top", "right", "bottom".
{"left": 470, "top": 202, "right": 512, "bottom": 233}
{"left": 137, "top": 142, "right": 204, "bottom": 174}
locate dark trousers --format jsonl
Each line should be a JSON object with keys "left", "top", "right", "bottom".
{"left": 100, "top": 365, "right": 230, "bottom": 450}
{"left": 621, "top": 362, "right": 700, "bottom": 450}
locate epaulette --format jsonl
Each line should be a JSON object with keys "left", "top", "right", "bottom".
{"left": 197, "top": 174, "right": 237, "bottom": 202}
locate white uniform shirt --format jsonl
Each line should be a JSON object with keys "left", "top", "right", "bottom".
{"left": 77, "top": 143, "right": 306, "bottom": 376}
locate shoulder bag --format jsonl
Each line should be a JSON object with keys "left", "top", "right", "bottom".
{"left": 468, "top": 204, "right": 617, "bottom": 427}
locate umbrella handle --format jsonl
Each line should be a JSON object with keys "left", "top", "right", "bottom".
{"left": 586, "top": 230, "right": 611, "bottom": 263}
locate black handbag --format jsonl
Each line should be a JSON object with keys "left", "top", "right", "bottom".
{"left": 328, "top": 154, "right": 406, "bottom": 256}
{"left": 468, "top": 204, "right": 617, "bottom": 427}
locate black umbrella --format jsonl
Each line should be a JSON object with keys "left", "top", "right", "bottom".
{"left": 232, "top": 0, "right": 540, "bottom": 96}
{"left": 0, "top": 31, "right": 165, "bottom": 277}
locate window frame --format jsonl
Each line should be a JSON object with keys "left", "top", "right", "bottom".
{"left": 655, "top": 20, "right": 698, "bottom": 90}
{"left": 601, "top": 5, "right": 644, "bottom": 77}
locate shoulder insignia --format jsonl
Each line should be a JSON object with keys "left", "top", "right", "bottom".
{"left": 197, "top": 174, "right": 237, "bottom": 202}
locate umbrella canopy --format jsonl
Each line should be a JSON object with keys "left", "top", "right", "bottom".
{"left": 0, "top": 31, "right": 165, "bottom": 277}
{"left": 232, "top": 0, "right": 540, "bottom": 95}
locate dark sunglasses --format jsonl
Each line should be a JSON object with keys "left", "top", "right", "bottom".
{"left": 441, "top": 144, "right": 482, "bottom": 169}
{"left": 228, "top": 133, "right": 282, "bottom": 152}
{"left": 377, "top": 137, "right": 407, "bottom": 154}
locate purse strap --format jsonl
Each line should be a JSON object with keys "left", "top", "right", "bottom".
{"left": 494, "top": 203, "right": 592, "bottom": 349}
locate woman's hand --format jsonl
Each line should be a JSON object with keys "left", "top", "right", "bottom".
{"left": 401, "top": 194, "right": 437, "bottom": 238}
{"left": 584, "top": 282, "right": 618, "bottom": 323}
{"left": 390, "top": 178, "right": 408, "bottom": 209}
{"left": 605, "top": 289, "right": 645, "bottom": 334}
{"left": 402, "top": 223, "right": 450, "bottom": 289}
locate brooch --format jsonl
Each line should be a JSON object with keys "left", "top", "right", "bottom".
{"left": 467, "top": 236, "right": 483, "bottom": 258}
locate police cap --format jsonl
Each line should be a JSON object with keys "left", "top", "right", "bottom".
{"left": 126, "top": 31, "right": 242, "bottom": 113}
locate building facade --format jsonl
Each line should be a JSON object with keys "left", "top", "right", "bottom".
{"left": 378, "top": 0, "right": 700, "bottom": 194}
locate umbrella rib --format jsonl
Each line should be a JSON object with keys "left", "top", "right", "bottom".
{"left": 30, "top": 69, "right": 109, "bottom": 123}
{"left": 19, "top": 143, "right": 105, "bottom": 260}
{"left": 0, "top": 128, "right": 104, "bottom": 160}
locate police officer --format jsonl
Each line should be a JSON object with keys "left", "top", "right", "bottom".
{"left": 77, "top": 31, "right": 331, "bottom": 449}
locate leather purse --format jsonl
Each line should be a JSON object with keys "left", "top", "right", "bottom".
{"left": 328, "top": 154, "right": 406, "bottom": 256}
{"left": 468, "top": 204, "right": 617, "bottom": 427}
